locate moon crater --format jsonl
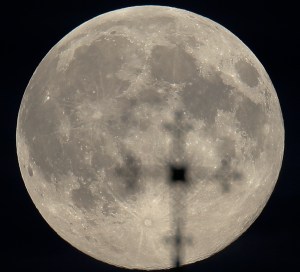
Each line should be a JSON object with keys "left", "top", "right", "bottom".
{"left": 235, "top": 59, "right": 260, "bottom": 87}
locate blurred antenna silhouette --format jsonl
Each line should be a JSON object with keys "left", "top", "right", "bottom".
{"left": 164, "top": 110, "right": 192, "bottom": 165}
{"left": 164, "top": 110, "right": 193, "bottom": 270}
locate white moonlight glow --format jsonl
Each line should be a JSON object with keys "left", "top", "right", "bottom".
{"left": 16, "top": 6, "right": 284, "bottom": 270}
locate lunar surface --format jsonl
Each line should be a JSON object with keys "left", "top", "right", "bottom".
{"left": 16, "top": 6, "right": 284, "bottom": 270}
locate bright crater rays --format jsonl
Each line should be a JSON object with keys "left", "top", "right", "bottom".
{"left": 16, "top": 5, "right": 284, "bottom": 270}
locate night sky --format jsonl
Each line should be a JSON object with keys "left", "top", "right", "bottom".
{"left": 3, "top": 0, "right": 299, "bottom": 271}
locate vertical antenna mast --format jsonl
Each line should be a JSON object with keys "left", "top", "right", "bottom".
{"left": 164, "top": 110, "right": 192, "bottom": 270}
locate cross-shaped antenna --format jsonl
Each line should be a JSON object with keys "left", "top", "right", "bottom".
{"left": 163, "top": 109, "right": 193, "bottom": 270}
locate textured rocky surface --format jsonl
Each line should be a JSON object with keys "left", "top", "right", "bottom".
{"left": 16, "top": 6, "right": 284, "bottom": 270}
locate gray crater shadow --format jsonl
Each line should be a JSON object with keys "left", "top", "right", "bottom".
{"left": 113, "top": 150, "right": 143, "bottom": 198}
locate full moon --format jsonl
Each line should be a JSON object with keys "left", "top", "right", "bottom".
{"left": 16, "top": 6, "right": 284, "bottom": 270}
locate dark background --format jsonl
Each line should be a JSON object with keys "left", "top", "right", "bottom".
{"left": 2, "top": 0, "right": 299, "bottom": 271}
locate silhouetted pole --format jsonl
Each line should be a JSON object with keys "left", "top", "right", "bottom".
{"left": 164, "top": 110, "right": 192, "bottom": 270}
